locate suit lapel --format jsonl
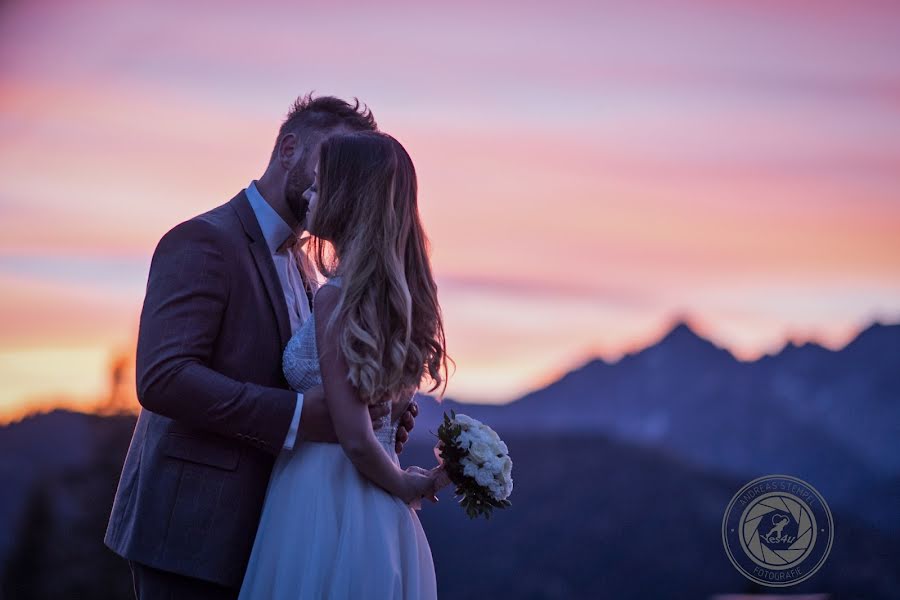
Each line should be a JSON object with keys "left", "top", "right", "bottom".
{"left": 250, "top": 241, "right": 292, "bottom": 348}
{"left": 230, "top": 191, "right": 292, "bottom": 349}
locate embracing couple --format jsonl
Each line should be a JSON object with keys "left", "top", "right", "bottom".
{"left": 105, "top": 94, "right": 451, "bottom": 599}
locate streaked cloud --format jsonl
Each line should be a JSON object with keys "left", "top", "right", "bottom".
{"left": 1, "top": 0, "right": 899, "bottom": 415}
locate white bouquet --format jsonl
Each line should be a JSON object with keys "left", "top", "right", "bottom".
{"left": 434, "top": 410, "right": 513, "bottom": 519}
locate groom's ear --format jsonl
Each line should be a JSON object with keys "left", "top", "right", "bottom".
{"left": 277, "top": 132, "right": 300, "bottom": 169}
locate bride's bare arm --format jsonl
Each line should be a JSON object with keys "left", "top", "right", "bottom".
{"left": 314, "top": 285, "right": 434, "bottom": 503}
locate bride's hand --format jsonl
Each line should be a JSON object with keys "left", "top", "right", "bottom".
{"left": 400, "top": 466, "right": 440, "bottom": 505}
{"left": 413, "top": 465, "right": 452, "bottom": 492}
{"left": 429, "top": 464, "right": 452, "bottom": 492}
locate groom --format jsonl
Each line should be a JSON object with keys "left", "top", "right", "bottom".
{"left": 105, "top": 95, "right": 420, "bottom": 599}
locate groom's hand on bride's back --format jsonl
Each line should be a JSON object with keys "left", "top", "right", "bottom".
{"left": 298, "top": 384, "right": 392, "bottom": 444}
{"left": 395, "top": 397, "right": 418, "bottom": 454}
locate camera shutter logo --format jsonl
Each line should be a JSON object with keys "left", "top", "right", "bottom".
{"left": 722, "top": 475, "right": 833, "bottom": 587}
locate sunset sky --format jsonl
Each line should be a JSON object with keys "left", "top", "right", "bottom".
{"left": 1, "top": 0, "right": 899, "bottom": 419}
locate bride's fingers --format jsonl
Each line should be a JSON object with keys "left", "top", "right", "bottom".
{"left": 421, "top": 476, "right": 439, "bottom": 503}
{"left": 428, "top": 466, "right": 452, "bottom": 490}
{"left": 435, "top": 472, "right": 452, "bottom": 490}
{"left": 426, "top": 476, "right": 441, "bottom": 503}
{"left": 406, "top": 467, "right": 441, "bottom": 503}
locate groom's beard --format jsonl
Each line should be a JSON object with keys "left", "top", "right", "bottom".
{"left": 284, "top": 164, "right": 312, "bottom": 228}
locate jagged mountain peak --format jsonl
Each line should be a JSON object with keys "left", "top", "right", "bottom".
{"left": 772, "top": 338, "right": 831, "bottom": 358}
{"left": 843, "top": 320, "right": 900, "bottom": 352}
{"left": 659, "top": 319, "right": 704, "bottom": 344}
{"left": 632, "top": 317, "right": 736, "bottom": 365}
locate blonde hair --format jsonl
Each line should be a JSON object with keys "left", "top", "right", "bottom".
{"left": 307, "top": 131, "right": 451, "bottom": 404}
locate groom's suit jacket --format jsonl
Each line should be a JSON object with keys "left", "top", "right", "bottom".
{"left": 105, "top": 190, "right": 307, "bottom": 587}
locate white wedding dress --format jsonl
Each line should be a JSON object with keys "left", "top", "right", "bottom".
{"left": 238, "top": 277, "right": 438, "bottom": 599}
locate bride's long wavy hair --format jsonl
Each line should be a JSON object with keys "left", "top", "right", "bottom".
{"left": 307, "top": 131, "right": 451, "bottom": 404}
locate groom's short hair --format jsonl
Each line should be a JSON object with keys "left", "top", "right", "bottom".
{"left": 270, "top": 93, "right": 377, "bottom": 162}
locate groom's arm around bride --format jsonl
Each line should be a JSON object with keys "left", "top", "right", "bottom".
{"left": 136, "top": 216, "right": 300, "bottom": 452}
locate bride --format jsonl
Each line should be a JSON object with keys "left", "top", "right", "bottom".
{"left": 239, "top": 130, "right": 450, "bottom": 599}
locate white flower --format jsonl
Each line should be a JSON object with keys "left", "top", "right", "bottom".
{"left": 500, "top": 478, "right": 513, "bottom": 499}
{"left": 483, "top": 455, "right": 503, "bottom": 473}
{"left": 483, "top": 427, "right": 501, "bottom": 444}
{"left": 491, "top": 478, "right": 512, "bottom": 500}
{"left": 454, "top": 414, "right": 478, "bottom": 429}
{"left": 474, "top": 467, "right": 494, "bottom": 487}
{"left": 467, "top": 439, "right": 494, "bottom": 464}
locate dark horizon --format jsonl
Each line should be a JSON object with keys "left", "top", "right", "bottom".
{"left": 4, "top": 315, "right": 898, "bottom": 427}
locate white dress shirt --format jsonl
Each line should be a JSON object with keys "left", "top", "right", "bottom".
{"left": 245, "top": 180, "right": 315, "bottom": 451}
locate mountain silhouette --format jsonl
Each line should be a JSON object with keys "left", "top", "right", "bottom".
{"left": 414, "top": 319, "right": 900, "bottom": 529}
{"left": 2, "top": 411, "right": 898, "bottom": 598}
{"left": 1, "top": 319, "right": 898, "bottom": 597}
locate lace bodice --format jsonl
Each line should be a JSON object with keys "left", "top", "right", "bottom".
{"left": 282, "top": 277, "right": 398, "bottom": 449}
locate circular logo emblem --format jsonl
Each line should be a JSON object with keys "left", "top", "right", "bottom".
{"left": 722, "top": 475, "right": 833, "bottom": 587}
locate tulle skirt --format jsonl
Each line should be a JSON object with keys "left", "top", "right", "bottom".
{"left": 238, "top": 441, "right": 437, "bottom": 599}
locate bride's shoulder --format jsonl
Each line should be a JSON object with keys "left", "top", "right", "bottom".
{"left": 313, "top": 278, "right": 341, "bottom": 311}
